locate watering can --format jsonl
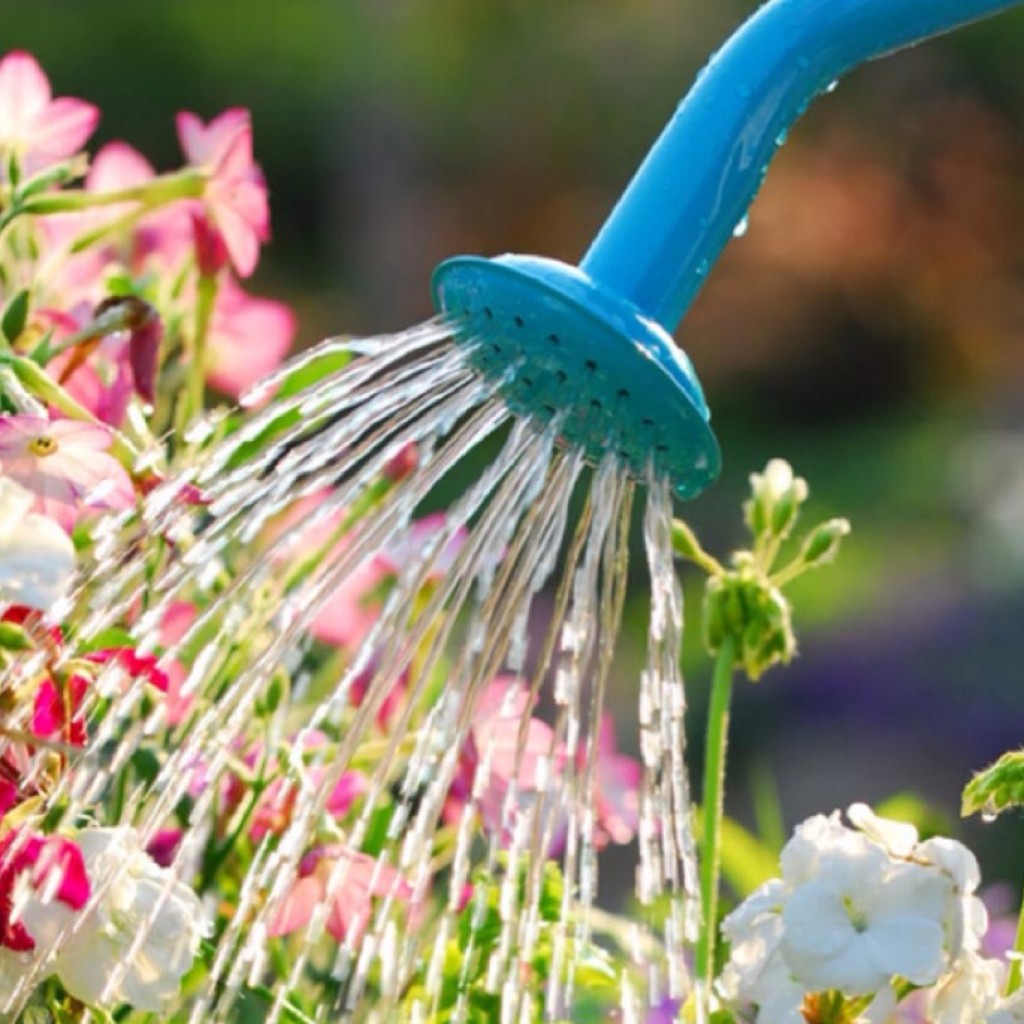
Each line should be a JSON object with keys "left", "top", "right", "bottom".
{"left": 432, "top": 0, "right": 1024, "bottom": 499}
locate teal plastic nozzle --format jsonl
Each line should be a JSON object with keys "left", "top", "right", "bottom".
{"left": 432, "top": 0, "right": 1023, "bottom": 498}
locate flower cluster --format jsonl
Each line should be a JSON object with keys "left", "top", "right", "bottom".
{"left": 0, "top": 49, "right": 647, "bottom": 1020}
{"left": 718, "top": 804, "right": 1024, "bottom": 1024}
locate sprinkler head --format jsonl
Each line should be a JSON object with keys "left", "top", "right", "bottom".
{"left": 431, "top": 254, "right": 721, "bottom": 500}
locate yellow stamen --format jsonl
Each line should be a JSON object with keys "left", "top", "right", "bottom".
{"left": 28, "top": 435, "right": 58, "bottom": 457}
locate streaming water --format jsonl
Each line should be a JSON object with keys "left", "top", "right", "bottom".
{"left": 0, "top": 320, "right": 700, "bottom": 1023}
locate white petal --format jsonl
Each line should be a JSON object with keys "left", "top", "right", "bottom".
{"left": 848, "top": 803, "right": 919, "bottom": 857}
{"left": 781, "top": 881, "right": 855, "bottom": 960}
{"left": 917, "top": 836, "right": 981, "bottom": 894}
{"left": 863, "top": 913, "right": 946, "bottom": 985}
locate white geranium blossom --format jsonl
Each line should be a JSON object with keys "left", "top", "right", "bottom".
{"left": 988, "top": 990, "right": 1024, "bottom": 1024}
{"left": 19, "top": 827, "right": 208, "bottom": 1012}
{"left": 718, "top": 805, "right": 988, "bottom": 1023}
{"left": 720, "top": 879, "right": 806, "bottom": 1023}
{"left": 0, "top": 476, "right": 74, "bottom": 611}
{"left": 927, "top": 950, "right": 1004, "bottom": 1024}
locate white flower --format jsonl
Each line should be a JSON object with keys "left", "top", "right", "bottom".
{"left": 987, "top": 989, "right": 1024, "bottom": 1023}
{"left": 780, "top": 853, "right": 953, "bottom": 993}
{"left": 0, "top": 476, "right": 74, "bottom": 611}
{"left": 718, "top": 804, "right": 989, "bottom": 1022}
{"left": 927, "top": 950, "right": 1004, "bottom": 1024}
{"left": 19, "top": 827, "right": 208, "bottom": 1012}
{"left": 0, "top": 948, "right": 35, "bottom": 1013}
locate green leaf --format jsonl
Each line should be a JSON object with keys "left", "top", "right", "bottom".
{"left": 1, "top": 289, "right": 30, "bottom": 344}
{"left": 963, "top": 750, "right": 1024, "bottom": 819}
{"left": 718, "top": 814, "right": 779, "bottom": 897}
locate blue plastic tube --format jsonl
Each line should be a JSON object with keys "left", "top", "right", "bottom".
{"left": 581, "top": 0, "right": 1024, "bottom": 333}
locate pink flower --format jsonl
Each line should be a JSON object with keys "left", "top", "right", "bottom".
{"left": 205, "top": 277, "right": 295, "bottom": 398}
{"left": 82, "top": 646, "right": 170, "bottom": 693}
{"left": 43, "top": 308, "right": 135, "bottom": 427}
{"left": 86, "top": 143, "right": 191, "bottom": 267}
{"left": 0, "top": 415, "right": 135, "bottom": 532}
{"left": 225, "top": 732, "right": 366, "bottom": 843}
{"left": 585, "top": 714, "right": 641, "bottom": 847}
{"left": 176, "top": 108, "right": 269, "bottom": 277}
{"left": 268, "top": 845, "right": 412, "bottom": 945}
{"left": 0, "top": 780, "right": 16, "bottom": 818}
{"left": 155, "top": 601, "right": 198, "bottom": 726}
{"left": 32, "top": 673, "right": 89, "bottom": 747}
{"left": 447, "top": 677, "right": 568, "bottom": 842}
{"left": 40, "top": 142, "right": 192, "bottom": 308}
{"left": 0, "top": 829, "right": 89, "bottom": 952}
{"left": 0, "top": 51, "right": 97, "bottom": 177}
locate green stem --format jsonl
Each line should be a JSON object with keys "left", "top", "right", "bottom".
{"left": 20, "top": 168, "right": 204, "bottom": 215}
{"left": 696, "top": 636, "right": 737, "bottom": 1005}
{"left": 180, "top": 271, "right": 218, "bottom": 429}
{"left": 1005, "top": 877, "right": 1024, "bottom": 996}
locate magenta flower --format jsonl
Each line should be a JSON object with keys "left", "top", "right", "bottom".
{"left": 268, "top": 844, "right": 412, "bottom": 945}
{"left": 0, "top": 829, "right": 89, "bottom": 952}
{"left": 32, "top": 673, "right": 89, "bottom": 747}
{"left": 0, "top": 51, "right": 97, "bottom": 177}
{"left": 205, "top": 277, "right": 295, "bottom": 399}
{"left": 176, "top": 108, "right": 269, "bottom": 277}
{"left": 0, "top": 780, "right": 16, "bottom": 818}
{"left": 0, "top": 415, "right": 135, "bottom": 532}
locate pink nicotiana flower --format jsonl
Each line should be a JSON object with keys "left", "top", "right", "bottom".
{"left": 446, "top": 676, "right": 568, "bottom": 843}
{"left": 205, "top": 276, "right": 295, "bottom": 399}
{"left": 0, "top": 415, "right": 135, "bottom": 532}
{"left": 223, "top": 732, "right": 366, "bottom": 843}
{"left": 40, "top": 142, "right": 193, "bottom": 310}
{"left": 32, "top": 673, "right": 89, "bottom": 747}
{"left": 0, "top": 51, "right": 98, "bottom": 177}
{"left": 0, "top": 829, "right": 89, "bottom": 952}
{"left": 269, "top": 496, "right": 465, "bottom": 652}
{"left": 176, "top": 108, "right": 269, "bottom": 277}
{"left": 0, "top": 780, "right": 16, "bottom": 818}
{"left": 154, "top": 600, "right": 198, "bottom": 726}
{"left": 268, "top": 844, "right": 412, "bottom": 945}
{"left": 42, "top": 308, "right": 134, "bottom": 428}
{"left": 586, "top": 714, "right": 642, "bottom": 847}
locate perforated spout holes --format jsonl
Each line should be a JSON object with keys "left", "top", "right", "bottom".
{"left": 432, "top": 254, "right": 721, "bottom": 500}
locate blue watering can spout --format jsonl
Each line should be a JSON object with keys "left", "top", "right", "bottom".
{"left": 432, "top": 0, "right": 1024, "bottom": 498}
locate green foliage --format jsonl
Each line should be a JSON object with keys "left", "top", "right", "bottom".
{"left": 962, "top": 750, "right": 1024, "bottom": 819}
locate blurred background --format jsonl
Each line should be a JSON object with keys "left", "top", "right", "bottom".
{"left": 9, "top": 0, "right": 1024, "bottom": 900}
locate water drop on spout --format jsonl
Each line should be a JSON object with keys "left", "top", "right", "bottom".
{"left": 826, "top": 79, "right": 839, "bottom": 94}
{"left": 732, "top": 215, "right": 749, "bottom": 238}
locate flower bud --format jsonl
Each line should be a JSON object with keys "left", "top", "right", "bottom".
{"left": 703, "top": 569, "right": 796, "bottom": 681}
{"left": 798, "top": 518, "right": 851, "bottom": 569}
{"left": 744, "top": 459, "right": 808, "bottom": 542}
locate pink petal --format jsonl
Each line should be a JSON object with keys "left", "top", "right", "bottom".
{"left": 212, "top": 114, "right": 254, "bottom": 181}
{"left": 212, "top": 200, "right": 261, "bottom": 277}
{"left": 206, "top": 281, "right": 295, "bottom": 396}
{"left": 175, "top": 111, "right": 207, "bottom": 165}
{"left": 27, "top": 96, "right": 98, "bottom": 165}
{"left": 87, "top": 141, "right": 154, "bottom": 191}
{"left": 0, "top": 781, "right": 15, "bottom": 816}
{"left": 267, "top": 875, "right": 322, "bottom": 938}
{"left": 0, "top": 51, "right": 51, "bottom": 128}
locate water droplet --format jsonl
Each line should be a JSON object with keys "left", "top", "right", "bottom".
{"left": 732, "top": 215, "right": 749, "bottom": 238}
{"left": 775, "top": 128, "right": 789, "bottom": 147}
{"left": 982, "top": 809, "right": 998, "bottom": 824}
{"left": 826, "top": 79, "right": 839, "bottom": 94}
